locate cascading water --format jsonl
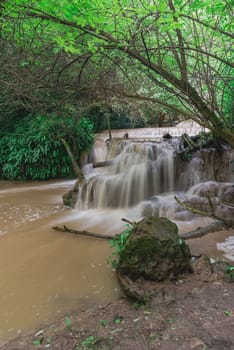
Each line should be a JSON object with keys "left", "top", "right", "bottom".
{"left": 72, "top": 121, "right": 233, "bottom": 237}
{"left": 77, "top": 139, "right": 177, "bottom": 209}
{"left": 92, "top": 119, "right": 208, "bottom": 163}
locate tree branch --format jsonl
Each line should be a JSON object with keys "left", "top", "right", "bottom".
{"left": 181, "top": 14, "right": 234, "bottom": 39}
{"left": 52, "top": 225, "right": 116, "bottom": 240}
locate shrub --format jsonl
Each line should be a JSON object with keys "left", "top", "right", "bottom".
{"left": 0, "top": 114, "right": 94, "bottom": 180}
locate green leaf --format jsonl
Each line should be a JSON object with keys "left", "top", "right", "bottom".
{"left": 224, "top": 310, "right": 231, "bottom": 317}
{"left": 65, "top": 316, "right": 72, "bottom": 329}
{"left": 32, "top": 339, "right": 42, "bottom": 346}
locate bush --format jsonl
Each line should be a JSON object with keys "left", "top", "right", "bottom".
{"left": 0, "top": 114, "right": 94, "bottom": 180}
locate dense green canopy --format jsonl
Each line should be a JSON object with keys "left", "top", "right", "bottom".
{"left": 1, "top": 0, "right": 234, "bottom": 145}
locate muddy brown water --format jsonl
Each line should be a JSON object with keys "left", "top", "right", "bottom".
{"left": 0, "top": 179, "right": 233, "bottom": 344}
{"left": 0, "top": 180, "right": 119, "bottom": 344}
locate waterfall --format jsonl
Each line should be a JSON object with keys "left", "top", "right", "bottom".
{"left": 69, "top": 122, "right": 233, "bottom": 235}
{"left": 76, "top": 139, "right": 177, "bottom": 209}
{"left": 76, "top": 133, "right": 233, "bottom": 212}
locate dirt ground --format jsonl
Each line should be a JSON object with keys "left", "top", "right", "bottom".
{"left": 1, "top": 254, "right": 234, "bottom": 350}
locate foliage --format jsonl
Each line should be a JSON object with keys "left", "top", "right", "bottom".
{"left": 221, "top": 68, "right": 234, "bottom": 125}
{"left": 180, "top": 151, "right": 193, "bottom": 162}
{"left": 226, "top": 265, "right": 234, "bottom": 281}
{"left": 100, "top": 319, "right": 108, "bottom": 327}
{"left": 1, "top": 0, "right": 234, "bottom": 145}
{"left": 108, "top": 224, "right": 132, "bottom": 269}
{"left": 85, "top": 104, "right": 145, "bottom": 132}
{"left": 32, "top": 331, "right": 52, "bottom": 347}
{"left": 76, "top": 336, "right": 97, "bottom": 350}
{"left": 0, "top": 115, "right": 94, "bottom": 180}
{"left": 64, "top": 316, "right": 72, "bottom": 330}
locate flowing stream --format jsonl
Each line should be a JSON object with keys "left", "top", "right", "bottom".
{"left": 0, "top": 121, "right": 233, "bottom": 344}
{"left": 0, "top": 181, "right": 119, "bottom": 344}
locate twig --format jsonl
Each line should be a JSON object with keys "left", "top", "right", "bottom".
{"left": 121, "top": 218, "right": 144, "bottom": 225}
{"left": 219, "top": 202, "right": 234, "bottom": 210}
{"left": 121, "top": 218, "right": 134, "bottom": 225}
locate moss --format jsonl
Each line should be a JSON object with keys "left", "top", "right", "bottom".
{"left": 117, "top": 216, "right": 191, "bottom": 282}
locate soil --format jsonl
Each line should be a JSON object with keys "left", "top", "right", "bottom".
{"left": 1, "top": 255, "right": 234, "bottom": 350}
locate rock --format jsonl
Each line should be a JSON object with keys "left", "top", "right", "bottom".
{"left": 117, "top": 216, "right": 192, "bottom": 282}
{"left": 62, "top": 179, "right": 80, "bottom": 207}
{"left": 163, "top": 133, "right": 172, "bottom": 139}
{"left": 62, "top": 190, "right": 74, "bottom": 207}
{"left": 219, "top": 183, "right": 234, "bottom": 203}
{"left": 179, "top": 181, "right": 234, "bottom": 226}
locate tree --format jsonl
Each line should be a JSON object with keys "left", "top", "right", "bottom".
{"left": 2, "top": 0, "right": 234, "bottom": 145}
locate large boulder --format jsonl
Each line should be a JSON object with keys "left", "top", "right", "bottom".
{"left": 117, "top": 216, "right": 191, "bottom": 282}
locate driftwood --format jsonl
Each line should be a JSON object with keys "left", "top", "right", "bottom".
{"left": 174, "top": 195, "right": 227, "bottom": 223}
{"left": 180, "top": 221, "right": 228, "bottom": 240}
{"left": 52, "top": 218, "right": 144, "bottom": 240}
{"left": 93, "top": 160, "right": 113, "bottom": 168}
{"left": 175, "top": 196, "right": 209, "bottom": 217}
{"left": 52, "top": 225, "right": 117, "bottom": 240}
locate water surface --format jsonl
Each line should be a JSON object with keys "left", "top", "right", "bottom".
{"left": 0, "top": 180, "right": 119, "bottom": 343}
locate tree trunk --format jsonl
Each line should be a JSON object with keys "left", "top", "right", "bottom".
{"left": 93, "top": 160, "right": 113, "bottom": 168}
{"left": 61, "top": 138, "right": 84, "bottom": 182}
{"left": 105, "top": 111, "right": 112, "bottom": 140}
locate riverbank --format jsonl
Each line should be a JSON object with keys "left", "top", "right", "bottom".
{"left": 1, "top": 252, "right": 234, "bottom": 350}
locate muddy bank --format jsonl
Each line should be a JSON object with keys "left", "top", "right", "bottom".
{"left": 1, "top": 254, "right": 234, "bottom": 350}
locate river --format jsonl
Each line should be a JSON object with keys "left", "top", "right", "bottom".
{"left": 0, "top": 180, "right": 119, "bottom": 344}
{"left": 0, "top": 122, "right": 233, "bottom": 344}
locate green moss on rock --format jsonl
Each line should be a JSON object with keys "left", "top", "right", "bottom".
{"left": 117, "top": 216, "right": 191, "bottom": 281}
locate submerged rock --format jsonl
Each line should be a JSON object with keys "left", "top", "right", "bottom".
{"left": 62, "top": 180, "right": 80, "bottom": 207}
{"left": 117, "top": 216, "right": 192, "bottom": 282}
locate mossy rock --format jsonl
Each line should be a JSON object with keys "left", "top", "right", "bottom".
{"left": 117, "top": 216, "right": 191, "bottom": 282}
{"left": 62, "top": 180, "right": 80, "bottom": 207}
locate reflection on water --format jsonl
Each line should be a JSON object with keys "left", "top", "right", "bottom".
{"left": 0, "top": 180, "right": 119, "bottom": 344}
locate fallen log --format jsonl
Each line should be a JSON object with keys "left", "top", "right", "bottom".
{"left": 175, "top": 196, "right": 209, "bottom": 217}
{"left": 174, "top": 195, "right": 233, "bottom": 228}
{"left": 180, "top": 221, "right": 228, "bottom": 240}
{"left": 93, "top": 160, "right": 113, "bottom": 168}
{"left": 52, "top": 225, "right": 117, "bottom": 240}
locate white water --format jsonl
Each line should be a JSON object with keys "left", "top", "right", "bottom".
{"left": 78, "top": 140, "right": 177, "bottom": 209}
